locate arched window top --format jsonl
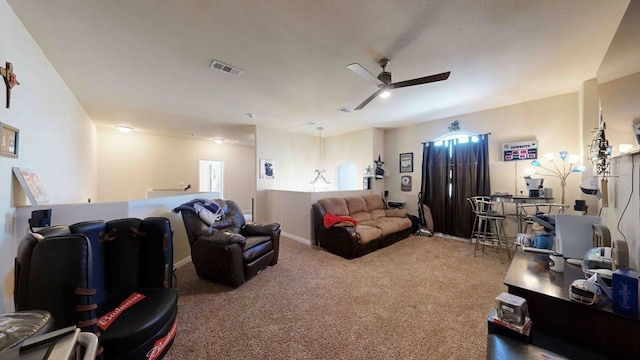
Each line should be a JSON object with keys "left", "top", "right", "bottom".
{"left": 433, "top": 131, "right": 480, "bottom": 146}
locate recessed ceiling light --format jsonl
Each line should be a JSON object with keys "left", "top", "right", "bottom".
{"left": 117, "top": 126, "right": 133, "bottom": 133}
{"left": 214, "top": 139, "right": 225, "bottom": 144}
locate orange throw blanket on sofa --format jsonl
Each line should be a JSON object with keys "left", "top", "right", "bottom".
{"left": 323, "top": 213, "right": 358, "bottom": 228}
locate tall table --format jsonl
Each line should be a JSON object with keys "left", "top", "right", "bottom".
{"left": 504, "top": 250, "right": 640, "bottom": 359}
{"left": 491, "top": 195, "right": 554, "bottom": 234}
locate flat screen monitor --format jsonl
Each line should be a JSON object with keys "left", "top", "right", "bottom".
{"left": 555, "top": 214, "right": 601, "bottom": 259}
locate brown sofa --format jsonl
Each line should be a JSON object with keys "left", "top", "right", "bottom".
{"left": 311, "top": 194, "right": 412, "bottom": 259}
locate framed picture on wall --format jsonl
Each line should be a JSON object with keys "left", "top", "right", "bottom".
{"left": 363, "top": 176, "right": 371, "bottom": 190}
{"left": 0, "top": 122, "right": 19, "bottom": 158}
{"left": 259, "top": 159, "right": 274, "bottom": 179}
{"left": 399, "top": 153, "right": 413, "bottom": 173}
{"left": 12, "top": 167, "right": 49, "bottom": 205}
{"left": 401, "top": 175, "right": 412, "bottom": 192}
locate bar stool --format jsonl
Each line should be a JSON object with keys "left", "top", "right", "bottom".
{"left": 467, "top": 197, "right": 479, "bottom": 244}
{"left": 471, "top": 197, "right": 511, "bottom": 259}
{"left": 468, "top": 196, "right": 491, "bottom": 244}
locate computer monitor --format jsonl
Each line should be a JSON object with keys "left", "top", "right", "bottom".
{"left": 555, "top": 214, "right": 601, "bottom": 259}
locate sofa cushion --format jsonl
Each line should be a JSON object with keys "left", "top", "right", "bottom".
{"left": 385, "top": 209, "right": 408, "bottom": 218}
{"left": 361, "top": 217, "right": 412, "bottom": 236}
{"left": 362, "top": 194, "right": 386, "bottom": 219}
{"left": 318, "top": 198, "right": 349, "bottom": 216}
{"left": 355, "top": 225, "right": 382, "bottom": 244}
{"left": 346, "top": 197, "right": 372, "bottom": 222}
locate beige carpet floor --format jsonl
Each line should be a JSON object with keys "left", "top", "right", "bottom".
{"left": 163, "top": 235, "right": 511, "bottom": 360}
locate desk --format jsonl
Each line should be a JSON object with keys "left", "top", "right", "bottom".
{"left": 504, "top": 251, "right": 640, "bottom": 359}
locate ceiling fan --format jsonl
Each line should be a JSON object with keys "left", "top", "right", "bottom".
{"left": 347, "top": 58, "right": 450, "bottom": 110}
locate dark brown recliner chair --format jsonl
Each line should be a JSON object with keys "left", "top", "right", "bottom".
{"left": 175, "top": 199, "right": 280, "bottom": 287}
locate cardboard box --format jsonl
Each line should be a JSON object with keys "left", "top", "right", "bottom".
{"left": 613, "top": 269, "right": 640, "bottom": 318}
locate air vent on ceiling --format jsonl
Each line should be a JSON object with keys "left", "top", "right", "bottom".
{"left": 210, "top": 59, "right": 243, "bottom": 76}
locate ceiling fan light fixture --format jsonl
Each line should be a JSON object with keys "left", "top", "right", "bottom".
{"left": 214, "top": 138, "right": 225, "bottom": 144}
{"left": 347, "top": 59, "right": 450, "bottom": 110}
{"left": 379, "top": 90, "right": 391, "bottom": 99}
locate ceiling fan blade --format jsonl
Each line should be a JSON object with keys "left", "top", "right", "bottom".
{"left": 347, "top": 63, "right": 383, "bottom": 87}
{"left": 389, "top": 71, "right": 451, "bottom": 89}
{"left": 355, "top": 88, "right": 385, "bottom": 110}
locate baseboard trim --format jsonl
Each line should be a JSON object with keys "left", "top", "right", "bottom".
{"left": 174, "top": 256, "right": 192, "bottom": 269}
{"left": 282, "top": 232, "right": 312, "bottom": 245}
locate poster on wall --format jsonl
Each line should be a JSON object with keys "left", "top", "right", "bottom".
{"left": 502, "top": 140, "right": 538, "bottom": 161}
{"left": 12, "top": 167, "right": 49, "bottom": 205}
{"left": 401, "top": 175, "right": 412, "bottom": 192}
{"left": 399, "top": 153, "right": 413, "bottom": 173}
{"left": 259, "top": 159, "right": 274, "bottom": 179}
{"left": 363, "top": 176, "right": 371, "bottom": 190}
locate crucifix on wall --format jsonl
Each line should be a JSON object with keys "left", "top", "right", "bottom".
{"left": 1, "top": 62, "right": 20, "bottom": 109}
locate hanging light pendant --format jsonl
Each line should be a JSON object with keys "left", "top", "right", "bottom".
{"left": 311, "top": 126, "right": 330, "bottom": 190}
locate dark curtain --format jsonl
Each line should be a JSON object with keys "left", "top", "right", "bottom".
{"left": 420, "top": 134, "right": 491, "bottom": 238}
{"left": 421, "top": 142, "right": 450, "bottom": 232}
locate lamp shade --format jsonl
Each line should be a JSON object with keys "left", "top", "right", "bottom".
{"left": 559, "top": 151, "right": 568, "bottom": 160}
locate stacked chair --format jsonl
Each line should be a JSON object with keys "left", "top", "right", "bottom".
{"left": 14, "top": 217, "right": 178, "bottom": 359}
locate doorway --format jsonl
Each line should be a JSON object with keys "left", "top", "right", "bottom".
{"left": 199, "top": 160, "right": 223, "bottom": 197}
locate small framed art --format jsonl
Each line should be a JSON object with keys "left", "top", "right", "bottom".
{"left": 12, "top": 167, "right": 49, "bottom": 205}
{"left": 399, "top": 152, "right": 413, "bottom": 173}
{"left": 401, "top": 175, "right": 412, "bottom": 191}
{"left": 0, "top": 122, "right": 19, "bottom": 158}
{"left": 260, "top": 159, "right": 274, "bottom": 179}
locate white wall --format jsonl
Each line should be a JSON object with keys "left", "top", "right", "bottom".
{"left": 599, "top": 72, "right": 640, "bottom": 152}
{"left": 597, "top": 70, "right": 640, "bottom": 270}
{"left": 324, "top": 128, "right": 382, "bottom": 192}
{"left": 602, "top": 153, "right": 640, "bottom": 269}
{"left": 1, "top": 0, "right": 98, "bottom": 312}
{"left": 97, "top": 127, "right": 256, "bottom": 211}
{"left": 384, "top": 93, "right": 582, "bottom": 217}
{"left": 255, "top": 126, "right": 316, "bottom": 222}
{"left": 255, "top": 125, "right": 379, "bottom": 222}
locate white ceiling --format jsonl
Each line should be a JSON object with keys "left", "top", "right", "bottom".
{"left": 7, "top": 0, "right": 631, "bottom": 146}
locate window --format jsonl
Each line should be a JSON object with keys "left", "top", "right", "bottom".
{"left": 199, "top": 160, "right": 223, "bottom": 197}
{"left": 337, "top": 161, "right": 357, "bottom": 190}
{"left": 433, "top": 131, "right": 479, "bottom": 146}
